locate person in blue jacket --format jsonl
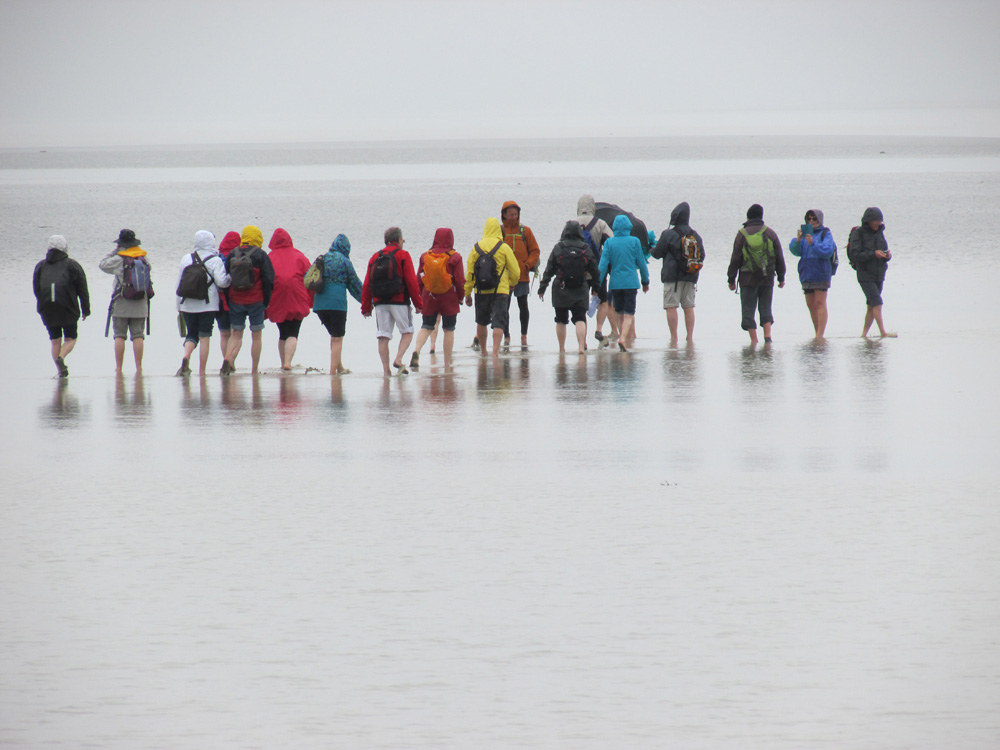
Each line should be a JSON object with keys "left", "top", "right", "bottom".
{"left": 313, "top": 233, "right": 363, "bottom": 374}
{"left": 598, "top": 214, "right": 649, "bottom": 352}
{"left": 789, "top": 209, "right": 836, "bottom": 340}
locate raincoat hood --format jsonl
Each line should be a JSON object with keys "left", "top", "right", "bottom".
{"left": 268, "top": 227, "right": 293, "bottom": 251}
{"left": 808, "top": 209, "right": 825, "bottom": 226}
{"left": 861, "top": 207, "right": 883, "bottom": 225}
{"left": 561, "top": 221, "right": 584, "bottom": 242}
{"left": 329, "top": 233, "right": 351, "bottom": 257}
{"left": 193, "top": 230, "right": 217, "bottom": 256}
{"left": 612, "top": 214, "right": 633, "bottom": 236}
{"left": 481, "top": 217, "right": 504, "bottom": 244}
{"left": 670, "top": 202, "right": 690, "bottom": 227}
{"left": 431, "top": 227, "right": 455, "bottom": 252}
{"left": 577, "top": 195, "right": 597, "bottom": 217}
{"left": 219, "top": 231, "right": 241, "bottom": 253}
{"left": 241, "top": 225, "right": 263, "bottom": 247}
{"left": 47, "top": 235, "right": 68, "bottom": 253}
{"left": 45, "top": 247, "right": 68, "bottom": 263}
{"left": 501, "top": 200, "right": 521, "bottom": 228}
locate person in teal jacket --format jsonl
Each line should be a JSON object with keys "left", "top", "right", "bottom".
{"left": 789, "top": 209, "right": 836, "bottom": 340}
{"left": 313, "top": 233, "right": 362, "bottom": 374}
{"left": 598, "top": 214, "right": 649, "bottom": 352}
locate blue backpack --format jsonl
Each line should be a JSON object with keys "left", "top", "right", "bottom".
{"left": 120, "top": 256, "right": 153, "bottom": 300}
{"left": 581, "top": 216, "right": 601, "bottom": 259}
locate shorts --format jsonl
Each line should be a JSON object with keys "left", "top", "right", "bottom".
{"left": 554, "top": 300, "right": 588, "bottom": 325}
{"left": 215, "top": 309, "right": 231, "bottom": 332}
{"left": 422, "top": 313, "right": 457, "bottom": 332}
{"left": 858, "top": 279, "right": 884, "bottom": 307}
{"left": 112, "top": 317, "right": 146, "bottom": 340}
{"left": 374, "top": 304, "right": 414, "bottom": 338}
{"left": 802, "top": 281, "right": 829, "bottom": 293}
{"left": 597, "top": 277, "right": 609, "bottom": 304}
{"left": 474, "top": 293, "right": 510, "bottom": 330}
{"left": 229, "top": 301, "right": 266, "bottom": 332}
{"left": 610, "top": 289, "right": 637, "bottom": 316}
{"left": 182, "top": 311, "right": 216, "bottom": 343}
{"left": 316, "top": 309, "right": 347, "bottom": 338}
{"left": 511, "top": 281, "right": 530, "bottom": 298}
{"left": 276, "top": 319, "right": 302, "bottom": 340}
{"left": 45, "top": 321, "right": 78, "bottom": 340}
{"left": 663, "top": 281, "right": 696, "bottom": 309}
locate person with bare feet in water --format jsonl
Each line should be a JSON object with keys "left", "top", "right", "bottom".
{"left": 847, "top": 207, "right": 897, "bottom": 339}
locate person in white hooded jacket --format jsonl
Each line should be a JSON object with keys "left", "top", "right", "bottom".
{"left": 175, "top": 230, "right": 231, "bottom": 375}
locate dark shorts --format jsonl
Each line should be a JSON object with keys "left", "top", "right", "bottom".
{"left": 215, "top": 309, "right": 231, "bottom": 332}
{"left": 858, "top": 279, "right": 884, "bottom": 307}
{"left": 183, "top": 311, "right": 216, "bottom": 343}
{"left": 276, "top": 319, "right": 302, "bottom": 340}
{"left": 740, "top": 284, "right": 774, "bottom": 330}
{"left": 610, "top": 289, "right": 638, "bottom": 316}
{"left": 316, "top": 309, "right": 347, "bottom": 338}
{"left": 554, "top": 300, "right": 588, "bottom": 325}
{"left": 474, "top": 293, "right": 510, "bottom": 330}
{"left": 422, "top": 313, "right": 457, "bottom": 332}
{"left": 229, "top": 301, "right": 266, "bottom": 332}
{"left": 802, "top": 282, "right": 829, "bottom": 293}
{"left": 44, "top": 321, "right": 78, "bottom": 340}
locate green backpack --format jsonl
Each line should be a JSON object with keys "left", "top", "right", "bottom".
{"left": 739, "top": 226, "right": 774, "bottom": 274}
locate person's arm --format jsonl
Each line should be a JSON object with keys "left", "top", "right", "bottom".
{"left": 464, "top": 246, "right": 477, "bottom": 300}
{"left": 209, "top": 255, "right": 231, "bottom": 288}
{"left": 728, "top": 232, "right": 744, "bottom": 288}
{"left": 98, "top": 252, "right": 122, "bottom": 278}
{"left": 586, "top": 248, "right": 601, "bottom": 293}
{"left": 346, "top": 258, "right": 364, "bottom": 304}
{"left": 503, "top": 245, "right": 520, "bottom": 291}
{"left": 415, "top": 253, "right": 427, "bottom": 296}
{"left": 72, "top": 261, "right": 91, "bottom": 318}
{"left": 360, "top": 256, "right": 373, "bottom": 315}
{"left": 636, "top": 242, "right": 650, "bottom": 287}
{"left": 260, "top": 253, "right": 276, "bottom": 307}
{"left": 402, "top": 252, "right": 423, "bottom": 311}
{"left": 650, "top": 230, "right": 670, "bottom": 260}
{"left": 770, "top": 229, "right": 786, "bottom": 286}
{"left": 538, "top": 245, "right": 558, "bottom": 297}
{"left": 524, "top": 226, "right": 541, "bottom": 272}
{"left": 812, "top": 228, "right": 836, "bottom": 259}
{"left": 450, "top": 253, "right": 465, "bottom": 297}
{"left": 598, "top": 246, "right": 610, "bottom": 285}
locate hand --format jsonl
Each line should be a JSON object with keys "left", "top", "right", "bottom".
{"left": 805, "top": 234, "right": 813, "bottom": 245}
{"left": 537, "top": 293, "right": 544, "bottom": 301}
{"left": 641, "top": 284, "right": 649, "bottom": 293}
{"left": 465, "top": 295, "right": 473, "bottom": 307}
{"left": 728, "top": 282, "right": 736, "bottom": 291}
{"left": 778, "top": 281, "right": 785, "bottom": 288}
{"left": 796, "top": 230, "right": 803, "bottom": 240}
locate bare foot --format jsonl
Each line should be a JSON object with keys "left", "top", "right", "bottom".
{"left": 880, "top": 331, "right": 898, "bottom": 338}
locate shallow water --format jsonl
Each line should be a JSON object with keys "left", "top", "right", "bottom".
{"left": 2, "top": 137, "right": 999, "bottom": 748}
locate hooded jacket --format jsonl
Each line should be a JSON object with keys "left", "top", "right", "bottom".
{"left": 361, "top": 241, "right": 423, "bottom": 315}
{"left": 266, "top": 228, "right": 314, "bottom": 323}
{"left": 464, "top": 217, "right": 521, "bottom": 296}
{"left": 99, "top": 243, "right": 151, "bottom": 318}
{"left": 226, "top": 225, "right": 275, "bottom": 307}
{"left": 33, "top": 239, "right": 91, "bottom": 323}
{"left": 788, "top": 209, "right": 837, "bottom": 285}
{"left": 727, "top": 220, "right": 786, "bottom": 288}
{"left": 598, "top": 214, "right": 649, "bottom": 291}
{"left": 650, "top": 201, "right": 705, "bottom": 284}
{"left": 501, "top": 201, "right": 541, "bottom": 283}
{"left": 538, "top": 221, "right": 601, "bottom": 308}
{"left": 314, "top": 234, "right": 363, "bottom": 313}
{"left": 215, "top": 231, "right": 241, "bottom": 311}
{"left": 176, "top": 230, "right": 231, "bottom": 314}
{"left": 417, "top": 228, "right": 466, "bottom": 316}
{"left": 849, "top": 207, "right": 890, "bottom": 283}
{"left": 576, "top": 194, "right": 613, "bottom": 250}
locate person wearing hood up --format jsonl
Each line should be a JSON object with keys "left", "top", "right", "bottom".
{"left": 410, "top": 228, "right": 465, "bottom": 372}
{"left": 33, "top": 235, "right": 91, "bottom": 377}
{"left": 215, "top": 230, "right": 241, "bottom": 359}
{"left": 100, "top": 228, "right": 153, "bottom": 375}
{"left": 789, "top": 209, "right": 836, "bottom": 340}
{"left": 651, "top": 201, "right": 706, "bottom": 345}
{"left": 848, "top": 207, "right": 896, "bottom": 338}
{"left": 267, "top": 228, "right": 314, "bottom": 371}
{"left": 538, "top": 221, "right": 601, "bottom": 355}
{"left": 175, "top": 230, "right": 232, "bottom": 376}
{"left": 498, "top": 200, "right": 540, "bottom": 350}
{"left": 577, "top": 194, "right": 617, "bottom": 346}
{"left": 727, "top": 204, "right": 786, "bottom": 344}
{"left": 598, "top": 214, "right": 649, "bottom": 353}
{"left": 313, "top": 233, "right": 363, "bottom": 375}
{"left": 464, "top": 217, "right": 521, "bottom": 358}
{"left": 221, "top": 225, "right": 275, "bottom": 375}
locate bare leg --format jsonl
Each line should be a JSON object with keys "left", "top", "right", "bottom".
{"left": 575, "top": 320, "right": 587, "bottom": 354}
{"left": 870, "top": 304, "right": 895, "bottom": 337}
{"left": 393, "top": 332, "right": 412, "bottom": 368}
{"left": 618, "top": 314, "right": 635, "bottom": 351}
{"left": 226, "top": 329, "right": 244, "bottom": 366}
{"left": 491, "top": 328, "right": 503, "bottom": 358}
{"left": 762, "top": 322, "right": 773, "bottom": 342}
{"left": 442, "top": 328, "right": 454, "bottom": 371}
{"left": 412, "top": 327, "right": 431, "bottom": 356}
{"left": 133, "top": 338, "right": 144, "bottom": 374}
{"left": 50, "top": 339, "right": 61, "bottom": 369}
{"left": 429, "top": 319, "right": 439, "bottom": 353}
{"left": 555, "top": 323, "right": 567, "bottom": 352}
{"left": 683, "top": 307, "right": 695, "bottom": 342}
{"left": 278, "top": 338, "right": 286, "bottom": 368}
{"left": 666, "top": 307, "right": 679, "bottom": 344}
{"left": 813, "top": 291, "right": 828, "bottom": 339}
{"left": 197, "top": 337, "right": 211, "bottom": 374}
{"left": 114, "top": 336, "right": 126, "bottom": 374}
{"left": 249, "top": 329, "right": 262, "bottom": 374}
{"left": 477, "top": 324, "right": 488, "bottom": 358}
{"left": 330, "top": 337, "right": 347, "bottom": 373}
{"left": 219, "top": 330, "right": 231, "bottom": 360}
{"left": 806, "top": 293, "right": 819, "bottom": 333}
{"left": 282, "top": 336, "right": 298, "bottom": 369}
{"left": 748, "top": 328, "right": 759, "bottom": 344}
{"left": 377, "top": 336, "right": 392, "bottom": 376}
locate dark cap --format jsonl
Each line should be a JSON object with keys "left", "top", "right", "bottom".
{"left": 115, "top": 228, "right": 140, "bottom": 248}
{"left": 746, "top": 204, "right": 764, "bottom": 221}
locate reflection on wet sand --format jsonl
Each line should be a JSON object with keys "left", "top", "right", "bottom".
{"left": 112, "top": 374, "right": 151, "bottom": 426}
{"left": 660, "top": 343, "right": 699, "bottom": 398}
{"left": 39, "top": 379, "right": 90, "bottom": 429}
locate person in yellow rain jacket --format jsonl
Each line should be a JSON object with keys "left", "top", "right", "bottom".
{"left": 464, "top": 217, "right": 521, "bottom": 358}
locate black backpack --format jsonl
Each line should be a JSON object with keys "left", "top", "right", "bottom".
{"left": 369, "top": 248, "right": 403, "bottom": 301}
{"left": 557, "top": 244, "right": 588, "bottom": 289}
{"left": 37, "top": 258, "right": 74, "bottom": 313}
{"left": 473, "top": 241, "right": 504, "bottom": 291}
{"left": 176, "top": 252, "right": 212, "bottom": 302}
{"left": 229, "top": 246, "right": 257, "bottom": 290}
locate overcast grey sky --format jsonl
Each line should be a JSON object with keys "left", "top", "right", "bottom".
{"left": 2, "top": 0, "right": 998, "bottom": 148}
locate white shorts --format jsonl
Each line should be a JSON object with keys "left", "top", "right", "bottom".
{"left": 663, "top": 280, "right": 697, "bottom": 309}
{"left": 374, "top": 304, "right": 414, "bottom": 338}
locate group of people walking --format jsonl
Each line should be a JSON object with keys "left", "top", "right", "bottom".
{"left": 31, "top": 197, "right": 896, "bottom": 379}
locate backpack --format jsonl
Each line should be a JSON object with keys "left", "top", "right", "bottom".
{"left": 229, "top": 246, "right": 257, "bottom": 291}
{"left": 845, "top": 226, "right": 861, "bottom": 269}
{"left": 369, "top": 248, "right": 403, "bottom": 301}
{"left": 473, "top": 241, "right": 504, "bottom": 291}
{"left": 581, "top": 217, "right": 601, "bottom": 259}
{"left": 556, "top": 243, "right": 588, "bottom": 290}
{"left": 739, "top": 227, "right": 774, "bottom": 275}
{"left": 422, "top": 251, "right": 454, "bottom": 295}
{"left": 37, "top": 258, "right": 73, "bottom": 313}
{"left": 176, "top": 252, "right": 212, "bottom": 302}
{"left": 679, "top": 232, "right": 704, "bottom": 273}
{"left": 303, "top": 256, "right": 324, "bottom": 292}
{"left": 120, "top": 256, "right": 153, "bottom": 300}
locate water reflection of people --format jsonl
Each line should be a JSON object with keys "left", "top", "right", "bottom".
{"left": 40, "top": 379, "right": 89, "bottom": 428}
{"left": 113, "top": 374, "right": 152, "bottom": 425}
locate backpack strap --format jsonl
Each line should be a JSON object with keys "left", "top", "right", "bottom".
{"left": 584, "top": 216, "right": 599, "bottom": 232}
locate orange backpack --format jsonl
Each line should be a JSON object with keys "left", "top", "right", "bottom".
{"left": 423, "top": 251, "right": 454, "bottom": 295}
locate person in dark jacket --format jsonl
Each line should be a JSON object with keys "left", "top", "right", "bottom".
{"left": 849, "top": 207, "right": 896, "bottom": 338}
{"left": 33, "top": 235, "right": 91, "bottom": 377}
{"left": 221, "top": 225, "right": 275, "bottom": 375}
{"left": 727, "top": 204, "right": 786, "bottom": 344}
{"left": 538, "top": 221, "right": 600, "bottom": 354}
{"left": 651, "top": 201, "right": 705, "bottom": 345}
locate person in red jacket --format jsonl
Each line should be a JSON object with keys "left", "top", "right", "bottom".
{"left": 361, "top": 227, "right": 423, "bottom": 377}
{"left": 266, "top": 228, "right": 314, "bottom": 370}
{"left": 409, "top": 227, "right": 465, "bottom": 373}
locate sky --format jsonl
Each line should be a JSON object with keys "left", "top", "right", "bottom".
{"left": 1, "top": 0, "right": 999, "bottom": 148}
